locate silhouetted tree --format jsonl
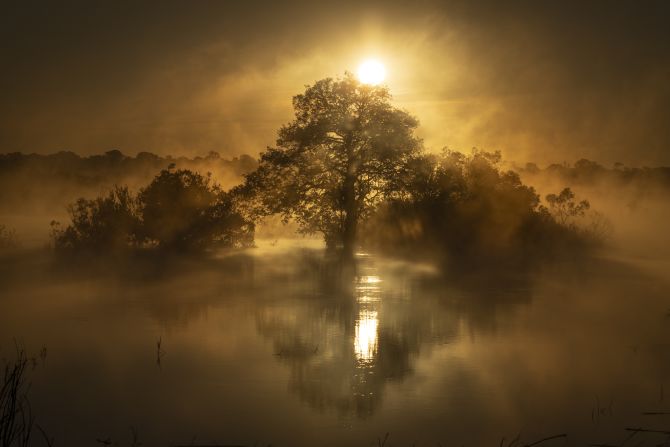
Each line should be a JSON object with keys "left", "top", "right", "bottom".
{"left": 52, "top": 186, "right": 140, "bottom": 253}
{"left": 53, "top": 168, "right": 254, "bottom": 254}
{"left": 138, "top": 168, "right": 253, "bottom": 251}
{"left": 239, "top": 73, "right": 422, "bottom": 255}
{"left": 545, "top": 187, "right": 590, "bottom": 225}
{"left": 362, "top": 149, "right": 575, "bottom": 266}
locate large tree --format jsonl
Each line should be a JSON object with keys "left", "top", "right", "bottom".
{"left": 241, "top": 73, "right": 422, "bottom": 255}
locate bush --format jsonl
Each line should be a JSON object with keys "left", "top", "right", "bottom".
{"left": 52, "top": 168, "right": 254, "bottom": 254}
{"left": 51, "top": 186, "right": 139, "bottom": 254}
{"left": 137, "top": 168, "right": 254, "bottom": 250}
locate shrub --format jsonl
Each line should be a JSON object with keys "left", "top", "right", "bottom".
{"left": 137, "top": 168, "right": 254, "bottom": 251}
{"left": 52, "top": 168, "right": 254, "bottom": 254}
{"left": 51, "top": 186, "right": 139, "bottom": 254}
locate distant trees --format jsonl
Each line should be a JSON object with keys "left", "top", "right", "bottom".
{"left": 0, "top": 150, "right": 258, "bottom": 219}
{"left": 239, "top": 73, "right": 422, "bottom": 255}
{"left": 52, "top": 168, "right": 254, "bottom": 253}
{"left": 545, "top": 187, "right": 590, "bottom": 225}
{"left": 519, "top": 157, "right": 670, "bottom": 191}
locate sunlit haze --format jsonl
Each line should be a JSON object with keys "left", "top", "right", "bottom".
{"left": 357, "top": 59, "right": 386, "bottom": 85}
{"left": 1, "top": 2, "right": 670, "bottom": 447}
{"left": 2, "top": 2, "right": 669, "bottom": 165}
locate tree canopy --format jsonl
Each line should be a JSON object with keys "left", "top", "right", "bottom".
{"left": 239, "top": 73, "right": 422, "bottom": 254}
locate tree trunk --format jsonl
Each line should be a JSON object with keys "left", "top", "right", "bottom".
{"left": 342, "top": 172, "right": 357, "bottom": 259}
{"left": 341, "top": 131, "right": 358, "bottom": 259}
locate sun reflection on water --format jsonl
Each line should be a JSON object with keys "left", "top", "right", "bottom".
{"left": 354, "top": 268, "right": 382, "bottom": 363}
{"left": 354, "top": 310, "right": 378, "bottom": 362}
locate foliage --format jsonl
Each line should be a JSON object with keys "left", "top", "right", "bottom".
{"left": 53, "top": 168, "right": 254, "bottom": 254}
{"left": 545, "top": 187, "right": 590, "bottom": 225}
{"left": 362, "top": 149, "right": 587, "bottom": 266}
{"left": 544, "top": 188, "right": 613, "bottom": 241}
{"left": 238, "top": 73, "right": 422, "bottom": 253}
{"left": 138, "top": 169, "right": 254, "bottom": 250}
{"left": 51, "top": 186, "right": 139, "bottom": 254}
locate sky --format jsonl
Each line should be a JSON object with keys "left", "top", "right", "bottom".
{"left": 1, "top": 0, "right": 669, "bottom": 166}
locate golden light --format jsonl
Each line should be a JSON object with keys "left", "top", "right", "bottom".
{"left": 357, "top": 59, "right": 386, "bottom": 85}
{"left": 354, "top": 310, "right": 379, "bottom": 362}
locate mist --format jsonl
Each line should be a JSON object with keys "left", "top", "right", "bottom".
{"left": 2, "top": 2, "right": 670, "bottom": 445}
{"left": 516, "top": 161, "right": 670, "bottom": 266}
{"left": 2, "top": 1, "right": 669, "bottom": 165}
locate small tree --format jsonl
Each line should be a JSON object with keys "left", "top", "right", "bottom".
{"left": 138, "top": 168, "right": 253, "bottom": 251}
{"left": 240, "top": 73, "right": 422, "bottom": 255}
{"left": 52, "top": 186, "right": 139, "bottom": 253}
{"left": 53, "top": 168, "right": 254, "bottom": 253}
{"left": 545, "top": 187, "right": 590, "bottom": 226}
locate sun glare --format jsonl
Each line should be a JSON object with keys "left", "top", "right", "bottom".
{"left": 357, "top": 59, "right": 386, "bottom": 85}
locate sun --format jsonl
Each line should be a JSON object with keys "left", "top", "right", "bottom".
{"left": 357, "top": 59, "right": 386, "bottom": 85}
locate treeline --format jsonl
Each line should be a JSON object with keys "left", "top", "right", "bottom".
{"left": 0, "top": 148, "right": 605, "bottom": 266}
{"left": 47, "top": 149, "right": 599, "bottom": 262}
{"left": 519, "top": 158, "right": 670, "bottom": 190}
{"left": 0, "top": 150, "right": 257, "bottom": 213}
{"left": 0, "top": 148, "right": 611, "bottom": 263}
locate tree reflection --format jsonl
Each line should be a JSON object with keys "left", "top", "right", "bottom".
{"left": 255, "top": 253, "right": 532, "bottom": 417}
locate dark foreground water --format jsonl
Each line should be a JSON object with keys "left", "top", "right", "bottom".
{"left": 1, "top": 241, "right": 670, "bottom": 446}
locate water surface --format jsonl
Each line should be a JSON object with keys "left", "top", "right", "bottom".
{"left": 1, "top": 244, "right": 669, "bottom": 446}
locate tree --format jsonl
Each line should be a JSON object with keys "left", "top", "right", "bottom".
{"left": 362, "top": 149, "right": 548, "bottom": 264}
{"left": 52, "top": 168, "right": 254, "bottom": 254}
{"left": 138, "top": 168, "right": 254, "bottom": 251}
{"left": 545, "top": 187, "right": 590, "bottom": 226}
{"left": 240, "top": 73, "right": 422, "bottom": 255}
{"left": 52, "top": 186, "right": 140, "bottom": 253}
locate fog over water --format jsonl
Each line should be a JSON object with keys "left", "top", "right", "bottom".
{"left": 1, "top": 236, "right": 669, "bottom": 446}
{"left": 2, "top": 2, "right": 669, "bottom": 443}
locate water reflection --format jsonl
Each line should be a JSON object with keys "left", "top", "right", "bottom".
{"left": 3, "top": 248, "right": 669, "bottom": 445}
{"left": 255, "top": 252, "right": 532, "bottom": 417}
{"left": 354, "top": 309, "right": 378, "bottom": 362}
{"left": 354, "top": 270, "right": 381, "bottom": 363}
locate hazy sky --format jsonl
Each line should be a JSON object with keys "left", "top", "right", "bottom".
{"left": 1, "top": 0, "right": 669, "bottom": 165}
